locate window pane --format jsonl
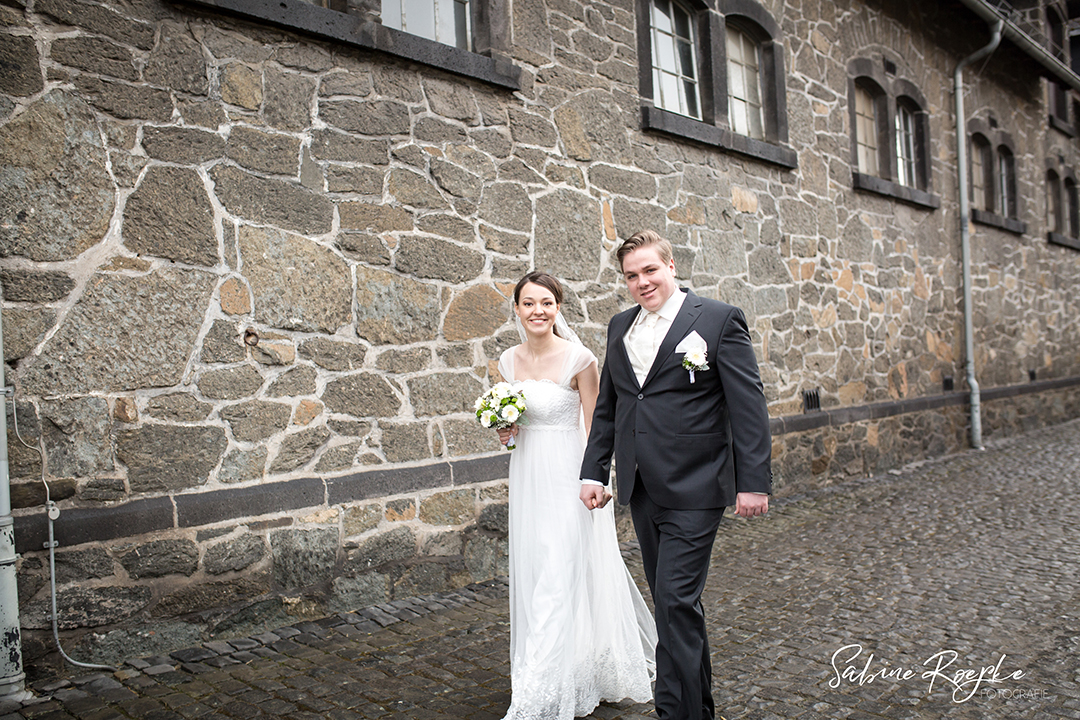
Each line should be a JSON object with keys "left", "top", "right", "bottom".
{"left": 855, "top": 84, "right": 879, "bottom": 176}
{"left": 673, "top": 4, "right": 691, "bottom": 38}
{"left": 997, "top": 150, "right": 1011, "bottom": 217}
{"left": 448, "top": 0, "right": 469, "bottom": 49}
{"left": 726, "top": 28, "right": 764, "bottom": 139}
{"left": 677, "top": 39, "right": 695, "bottom": 80}
{"left": 684, "top": 79, "right": 698, "bottom": 118}
{"left": 652, "top": 0, "right": 673, "bottom": 34}
{"left": 651, "top": 0, "right": 700, "bottom": 120}
{"left": 970, "top": 141, "right": 985, "bottom": 209}
{"left": 744, "top": 63, "right": 761, "bottom": 105}
{"left": 1048, "top": 174, "right": 1060, "bottom": 233}
{"left": 895, "top": 106, "right": 916, "bottom": 187}
{"left": 730, "top": 98, "right": 747, "bottom": 135}
{"left": 660, "top": 72, "right": 682, "bottom": 114}
{"left": 655, "top": 32, "right": 677, "bottom": 72}
{"left": 383, "top": 0, "right": 403, "bottom": 29}
{"left": 748, "top": 96, "right": 764, "bottom": 138}
{"left": 1067, "top": 180, "right": 1075, "bottom": 239}
{"left": 726, "top": 31, "right": 741, "bottom": 63}
{"left": 728, "top": 58, "right": 745, "bottom": 98}
{"left": 403, "top": 0, "right": 436, "bottom": 41}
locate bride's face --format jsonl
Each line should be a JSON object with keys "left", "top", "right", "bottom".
{"left": 514, "top": 282, "right": 560, "bottom": 338}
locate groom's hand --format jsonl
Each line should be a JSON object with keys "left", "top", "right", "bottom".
{"left": 580, "top": 484, "right": 611, "bottom": 510}
{"left": 734, "top": 492, "right": 768, "bottom": 518}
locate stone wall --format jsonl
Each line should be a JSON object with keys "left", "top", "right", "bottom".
{"left": 1, "top": 0, "right": 1079, "bottom": 672}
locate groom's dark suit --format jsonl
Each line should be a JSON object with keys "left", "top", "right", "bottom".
{"left": 581, "top": 288, "right": 772, "bottom": 720}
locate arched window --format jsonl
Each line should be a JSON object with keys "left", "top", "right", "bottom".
{"left": 848, "top": 59, "right": 937, "bottom": 208}
{"left": 726, "top": 25, "right": 765, "bottom": 139}
{"left": 996, "top": 145, "right": 1016, "bottom": 219}
{"left": 895, "top": 99, "right": 920, "bottom": 189}
{"left": 970, "top": 134, "right": 992, "bottom": 211}
{"left": 968, "top": 120, "right": 1023, "bottom": 233}
{"left": 638, "top": 0, "right": 795, "bottom": 167}
{"left": 1066, "top": 177, "right": 1079, "bottom": 239}
{"left": 649, "top": 0, "right": 701, "bottom": 120}
{"left": 854, "top": 81, "right": 883, "bottom": 177}
{"left": 1047, "top": 170, "right": 1062, "bottom": 234}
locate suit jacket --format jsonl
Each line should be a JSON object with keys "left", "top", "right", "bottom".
{"left": 581, "top": 289, "right": 772, "bottom": 509}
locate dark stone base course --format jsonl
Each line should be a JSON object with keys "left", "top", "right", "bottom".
{"left": 770, "top": 373, "right": 1080, "bottom": 435}
{"left": 13, "top": 453, "right": 510, "bottom": 554}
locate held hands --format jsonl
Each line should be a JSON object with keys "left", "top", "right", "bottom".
{"left": 496, "top": 423, "right": 519, "bottom": 447}
{"left": 579, "top": 484, "right": 613, "bottom": 510}
{"left": 733, "top": 492, "right": 769, "bottom": 518}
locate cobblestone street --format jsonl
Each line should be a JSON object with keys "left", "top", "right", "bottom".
{"left": 4, "top": 419, "right": 1079, "bottom": 720}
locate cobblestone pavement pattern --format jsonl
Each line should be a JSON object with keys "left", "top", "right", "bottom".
{"left": 3, "top": 420, "right": 1079, "bottom": 720}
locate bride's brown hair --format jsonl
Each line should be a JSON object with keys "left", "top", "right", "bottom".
{"left": 513, "top": 272, "right": 566, "bottom": 338}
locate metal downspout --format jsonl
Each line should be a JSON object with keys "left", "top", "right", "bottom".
{"left": 0, "top": 283, "right": 28, "bottom": 701}
{"left": 955, "top": 19, "right": 1003, "bottom": 451}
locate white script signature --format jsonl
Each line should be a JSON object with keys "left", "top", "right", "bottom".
{"left": 829, "top": 644, "right": 1026, "bottom": 703}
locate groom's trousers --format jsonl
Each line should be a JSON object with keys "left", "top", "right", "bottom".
{"left": 630, "top": 478, "right": 723, "bottom": 720}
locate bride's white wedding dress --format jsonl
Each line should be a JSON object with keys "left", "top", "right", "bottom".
{"left": 498, "top": 343, "right": 656, "bottom": 720}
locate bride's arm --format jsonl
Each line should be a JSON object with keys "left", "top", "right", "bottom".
{"left": 575, "top": 361, "right": 600, "bottom": 437}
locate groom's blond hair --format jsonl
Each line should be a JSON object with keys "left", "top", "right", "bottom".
{"left": 616, "top": 230, "right": 673, "bottom": 271}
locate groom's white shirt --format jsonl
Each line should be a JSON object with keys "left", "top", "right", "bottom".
{"left": 624, "top": 288, "right": 686, "bottom": 386}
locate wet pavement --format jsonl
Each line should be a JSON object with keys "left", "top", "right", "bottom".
{"left": 3, "top": 418, "right": 1079, "bottom": 720}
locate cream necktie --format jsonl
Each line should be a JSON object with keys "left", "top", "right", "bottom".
{"left": 629, "top": 311, "right": 659, "bottom": 386}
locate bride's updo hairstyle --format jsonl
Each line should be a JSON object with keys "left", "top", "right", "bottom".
{"left": 513, "top": 271, "right": 566, "bottom": 338}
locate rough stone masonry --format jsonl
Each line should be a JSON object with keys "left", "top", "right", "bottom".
{"left": 0, "top": 0, "right": 1078, "bottom": 673}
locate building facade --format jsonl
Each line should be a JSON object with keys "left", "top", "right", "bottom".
{"left": 1, "top": 0, "right": 1078, "bottom": 673}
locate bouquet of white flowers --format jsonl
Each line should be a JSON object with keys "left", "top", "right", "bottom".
{"left": 474, "top": 382, "right": 527, "bottom": 449}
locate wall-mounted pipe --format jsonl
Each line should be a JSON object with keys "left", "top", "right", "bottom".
{"left": 0, "top": 284, "right": 29, "bottom": 702}
{"left": 954, "top": 19, "right": 1004, "bottom": 451}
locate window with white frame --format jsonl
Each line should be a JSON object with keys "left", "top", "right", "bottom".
{"left": 854, "top": 83, "right": 880, "bottom": 177}
{"left": 1045, "top": 161, "right": 1080, "bottom": 249}
{"left": 174, "top": 0, "right": 518, "bottom": 90}
{"left": 1066, "top": 177, "right": 1079, "bottom": 238}
{"left": 382, "top": 0, "right": 470, "bottom": 49}
{"left": 649, "top": 0, "right": 700, "bottom": 120}
{"left": 637, "top": 0, "right": 795, "bottom": 168}
{"left": 997, "top": 145, "right": 1016, "bottom": 219}
{"left": 1048, "top": 170, "right": 1062, "bottom": 234}
{"left": 848, "top": 59, "right": 936, "bottom": 208}
{"left": 726, "top": 26, "right": 764, "bottom": 139}
{"left": 970, "top": 134, "right": 991, "bottom": 211}
{"left": 895, "top": 102, "right": 918, "bottom": 188}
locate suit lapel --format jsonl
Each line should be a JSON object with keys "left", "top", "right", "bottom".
{"left": 642, "top": 290, "right": 701, "bottom": 389}
{"left": 614, "top": 307, "right": 643, "bottom": 389}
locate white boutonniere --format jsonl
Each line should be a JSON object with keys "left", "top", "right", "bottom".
{"left": 675, "top": 331, "right": 709, "bottom": 384}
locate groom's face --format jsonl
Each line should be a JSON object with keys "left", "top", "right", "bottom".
{"left": 622, "top": 246, "right": 677, "bottom": 313}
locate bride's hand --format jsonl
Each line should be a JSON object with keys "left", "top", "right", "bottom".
{"left": 496, "top": 424, "right": 518, "bottom": 446}
{"left": 580, "top": 484, "right": 610, "bottom": 510}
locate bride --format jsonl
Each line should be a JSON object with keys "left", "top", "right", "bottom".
{"left": 494, "top": 271, "right": 656, "bottom": 720}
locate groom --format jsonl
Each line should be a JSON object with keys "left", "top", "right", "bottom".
{"left": 580, "top": 230, "right": 772, "bottom": 720}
